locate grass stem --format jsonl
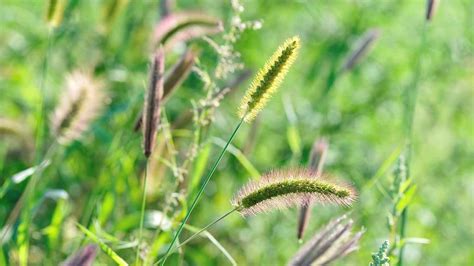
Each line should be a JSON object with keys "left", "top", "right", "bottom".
{"left": 136, "top": 158, "right": 150, "bottom": 265}
{"left": 159, "top": 116, "right": 245, "bottom": 265}
{"left": 157, "top": 208, "right": 238, "bottom": 264}
{"left": 398, "top": 20, "right": 428, "bottom": 266}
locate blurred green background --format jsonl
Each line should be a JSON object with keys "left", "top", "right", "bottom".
{"left": 0, "top": 0, "right": 473, "bottom": 265}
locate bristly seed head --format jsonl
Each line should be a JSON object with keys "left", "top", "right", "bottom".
{"left": 143, "top": 48, "right": 165, "bottom": 158}
{"left": 289, "top": 214, "right": 364, "bottom": 266}
{"left": 232, "top": 169, "right": 356, "bottom": 216}
{"left": 133, "top": 48, "right": 198, "bottom": 132}
{"left": 51, "top": 71, "right": 106, "bottom": 145}
{"left": 238, "top": 36, "right": 300, "bottom": 123}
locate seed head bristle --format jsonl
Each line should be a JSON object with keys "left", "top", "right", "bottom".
{"left": 238, "top": 36, "right": 300, "bottom": 123}
{"left": 51, "top": 71, "right": 106, "bottom": 145}
{"left": 232, "top": 168, "right": 356, "bottom": 216}
{"left": 143, "top": 48, "right": 165, "bottom": 158}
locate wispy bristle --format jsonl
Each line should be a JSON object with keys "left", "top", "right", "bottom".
{"left": 232, "top": 169, "right": 356, "bottom": 216}
{"left": 289, "top": 214, "right": 364, "bottom": 266}
{"left": 51, "top": 71, "right": 106, "bottom": 145}
{"left": 238, "top": 36, "right": 300, "bottom": 123}
{"left": 143, "top": 48, "right": 165, "bottom": 158}
{"left": 426, "top": 0, "right": 439, "bottom": 21}
{"left": 342, "top": 29, "right": 381, "bottom": 72}
{"left": 297, "top": 138, "right": 329, "bottom": 240}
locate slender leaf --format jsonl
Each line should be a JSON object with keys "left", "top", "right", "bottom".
{"left": 76, "top": 223, "right": 128, "bottom": 266}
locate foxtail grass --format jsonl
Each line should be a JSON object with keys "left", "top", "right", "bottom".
{"left": 137, "top": 48, "right": 165, "bottom": 264}
{"left": 142, "top": 49, "right": 165, "bottom": 157}
{"left": 159, "top": 36, "right": 300, "bottom": 265}
{"left": 134, "top": 48, "right": 198, "bottom": 132}
{"left": 51, "top": 71, "right": 106, "bottom": 145}
{"left": 238, "top": 36, "right": 300, "bottom": 122}
{"left": 232, "top": 169, "right": 356, "bottom": 215}
{"left": 3, "top": 68, "right": 105, "bottom": 264}
{"left": 158, "top": 168, "right": 356, "bottom": 264}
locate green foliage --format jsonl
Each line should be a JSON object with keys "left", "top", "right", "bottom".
{"left": 370, "top": 240, "right": 390, "bottom": 266}
{"left": 0, "top": 0, "right": 472, "bottom": 265}
{"left": 76, "top": 224, "right": 128, "bottom": 266}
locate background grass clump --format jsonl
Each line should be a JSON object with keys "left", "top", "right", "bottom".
{"left": 0, "top": 0, "right": 473, "bottom": 265}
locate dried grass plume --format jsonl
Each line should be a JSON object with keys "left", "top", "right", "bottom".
{"left": 289, "top": 214, "right": 364, "bottom": 266}
{"left": 51, "top": 71, "right": 106, "bottom": 145}
{"left": 142, "top": 48, "right": 165, "bottom": 157}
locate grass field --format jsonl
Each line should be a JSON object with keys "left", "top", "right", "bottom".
{"left": 0, "top": 0, "right": 473, "bottom": 265}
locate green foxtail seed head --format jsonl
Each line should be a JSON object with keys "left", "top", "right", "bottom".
{"left": 232, "top": 169, "right": 356, "bottom": 216}
{"left": 238, "top": 36, "right": 300, "bottom": 122}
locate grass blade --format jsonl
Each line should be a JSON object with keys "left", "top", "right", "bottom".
{"left": 76, "top": 223, "right": 128, "bottom": 266}
{"left": 211, "top": 137, "right": 260, "bottom": 179}
{"left": 184, "top": 224, "right": 237, "bottom": 266}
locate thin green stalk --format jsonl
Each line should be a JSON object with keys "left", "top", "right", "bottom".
{"left": 10, "top": 28, "right": 55, "bottom": 263}
{"left": 157, "top": 208, "right": 238, "bottom": 264}
{"left": 159, "top": 117, "right": 245, "bottom": 265}
{"left": 136, "top": 158, "right": 150, "bottom": 265}
{"left": 34, "top": 28, "right": 54, "bottom": 163}
{"left": 398, "top": 22, "right": 428, "bottom": 266}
